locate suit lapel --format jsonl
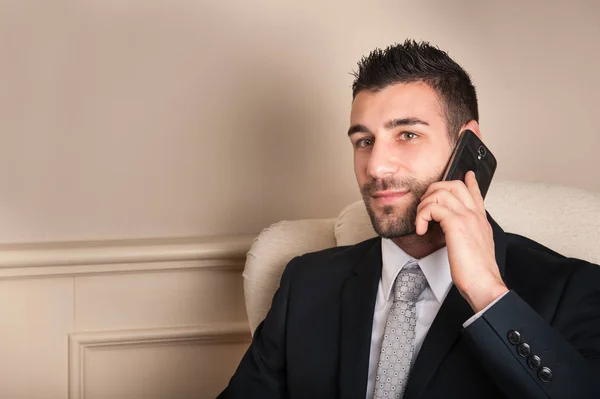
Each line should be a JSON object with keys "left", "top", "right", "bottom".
{"left": 338, "top": 238, "right": 382, "bottom": 399}
{"left": 403, "top": 212, "right": 508, "bottom": 399}
{"left": 402, "top": 285, "right": 473, "bottom": 398}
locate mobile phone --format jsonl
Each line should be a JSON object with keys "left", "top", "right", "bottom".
{"left": 442, "top": 129, "right": 497, "bottom": 199}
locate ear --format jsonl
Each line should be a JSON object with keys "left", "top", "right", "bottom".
{"left": 459, "top": 120, "right": 481, "bottom": 139}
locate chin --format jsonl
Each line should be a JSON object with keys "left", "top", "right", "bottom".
{"left": 367, "top": 203, "right": 417, "bottom": 239}
{"left": 375, "top": 222, "right": 417, "bottom": 239}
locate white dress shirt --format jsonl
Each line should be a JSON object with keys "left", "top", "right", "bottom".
{"left": 365, "top": 238, "right": 507, "bottom": 399}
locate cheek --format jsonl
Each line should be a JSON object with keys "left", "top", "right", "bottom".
{"left": 353, "top": 151, "right": 369, "bottom": 181}
{"left": 416, "top": 148, "right": 451, "bottom": 177}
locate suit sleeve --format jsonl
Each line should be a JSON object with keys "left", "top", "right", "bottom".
{"left": 217, "top": 256, "right": 299, "bottom": 399}
{"left": 462, "top": 262, "right": 600, "bottom": 398}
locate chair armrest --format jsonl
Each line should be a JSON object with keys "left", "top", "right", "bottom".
{"left": 243, "top": 219, "right": 336, "bottom": 334}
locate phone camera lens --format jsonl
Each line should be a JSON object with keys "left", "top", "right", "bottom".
{"left": 477, "top": 145, "right": 486, "bottom": 158}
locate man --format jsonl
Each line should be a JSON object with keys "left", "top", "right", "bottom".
{"left": 219, "top": 40, "right": 600, "bottom": 398}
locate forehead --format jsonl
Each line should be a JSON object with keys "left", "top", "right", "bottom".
{"left": 350, "top": 82, "right": 445, "bottom": 128}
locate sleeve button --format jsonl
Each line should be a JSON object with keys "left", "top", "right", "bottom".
{"left": 538, "top": 367, "right": 552, "bottom": 383}
{"left": 517, "top": 342, "right": 531, "bottom": 357}
{"left": 507, "top": 330, "right": 521, "bottom": 345}
{"left": 527, "top": 354, "right": 542, "bottom": 370}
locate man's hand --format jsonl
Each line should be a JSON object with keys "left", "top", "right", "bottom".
{"left": 415, "top": 171, "right": 508, "bottom": 313}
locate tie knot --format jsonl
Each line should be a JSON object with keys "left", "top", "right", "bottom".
{"left": 393, "top": 262, "right": 428, "bottom": 302}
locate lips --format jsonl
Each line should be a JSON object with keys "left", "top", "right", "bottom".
{"left": 372, "top": 190, "right": 409, "bottom": 204}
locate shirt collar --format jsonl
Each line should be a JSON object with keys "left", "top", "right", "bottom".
{"left": 381, "top": 238, "right": 453, "bottom": 304}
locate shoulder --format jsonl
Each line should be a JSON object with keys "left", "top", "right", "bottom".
{"left": 286, "top": 236, "right": 380, "bottom": 279}
{"left": 504, "top": 232, "right": 600, "bottom": 291}
{"left": 505, "top": 233, "right": 598, "bottom": 268}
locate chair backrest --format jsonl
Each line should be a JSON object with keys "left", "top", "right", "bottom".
{"left": 243, "top": 180, "right": 600, "bottom": 333}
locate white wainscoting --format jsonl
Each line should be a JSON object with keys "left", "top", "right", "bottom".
{"left": 0, "top": 236, "right": 254, "bottom": 399}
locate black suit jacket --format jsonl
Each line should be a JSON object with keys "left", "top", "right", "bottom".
{"left": 219, "top": 216, "right": 600, "bottom": 398}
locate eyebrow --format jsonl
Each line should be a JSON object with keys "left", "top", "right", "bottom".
{"left": 347, "top": 117, "right": 430, "bottom": 136}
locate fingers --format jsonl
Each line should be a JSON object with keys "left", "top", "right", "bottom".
{"left": 465, "top": 171, "right": 485, "bottom": 209}
{"left": 416, "top": 172, "right": 487, "bottom": 235}
{"left": 421, "top": 180, "right": 476, "bottom": 212}
{"left": 415, "top": 202, "right": 453, "bottom": 235}
{"left": 421, "top": 172, "right": 484, "bottom": 213}
{"left": 417, "top": 187, "right": 468, "bottom": 216}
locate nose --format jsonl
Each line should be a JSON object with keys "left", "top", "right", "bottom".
{"left": 367, "top": 140, "right": 399, "bottom": 180}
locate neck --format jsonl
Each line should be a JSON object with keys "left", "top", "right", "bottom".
{"left": 391, "top": 223, "right": 446, "bottom": 259}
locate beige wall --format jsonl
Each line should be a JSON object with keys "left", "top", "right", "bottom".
{"left": 0, "top": 236, "right": 254, "bottom": 399}
{"left": 1, "top": 0, "right": 599, "bottom": 243}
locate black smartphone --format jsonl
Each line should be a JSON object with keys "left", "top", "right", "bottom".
{"left": 442, "top": 129, "right": 497, "bottom": 199}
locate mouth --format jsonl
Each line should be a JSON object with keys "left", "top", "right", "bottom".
{"left": 371, "top": 190, "right": 409, "bottom": 205}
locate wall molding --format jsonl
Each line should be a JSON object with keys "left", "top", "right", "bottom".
{"left": 0, "top": 235, "right": 255, "bottom": 279}
{"left": 68, "top": 322, "right": 251, "bottom": 399}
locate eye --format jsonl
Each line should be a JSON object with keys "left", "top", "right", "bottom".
{"left": 354, "top": 138, "right": 374, "bottom": 148}
{"left": 399, "top": 132, "right": 419, "bottom": 141}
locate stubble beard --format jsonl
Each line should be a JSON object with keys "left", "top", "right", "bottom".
{"left": 361, "top": 173, "right": 443, "bottom": 239}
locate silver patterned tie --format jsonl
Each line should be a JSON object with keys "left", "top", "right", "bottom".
{"left": 373, "top": 261, "right": 428, "bottom": 399}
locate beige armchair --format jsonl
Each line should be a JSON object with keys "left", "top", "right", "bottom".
{"left": 243, "top": 181, "right": 600, "bottom": 334}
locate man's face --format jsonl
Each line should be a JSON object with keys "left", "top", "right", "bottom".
{"left": 349, "top": 82, "right": 454, "bottom": 238}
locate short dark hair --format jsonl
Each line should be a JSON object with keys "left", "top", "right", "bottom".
{"left": 352, "top": 40, "right": 478, "bottom": 141}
